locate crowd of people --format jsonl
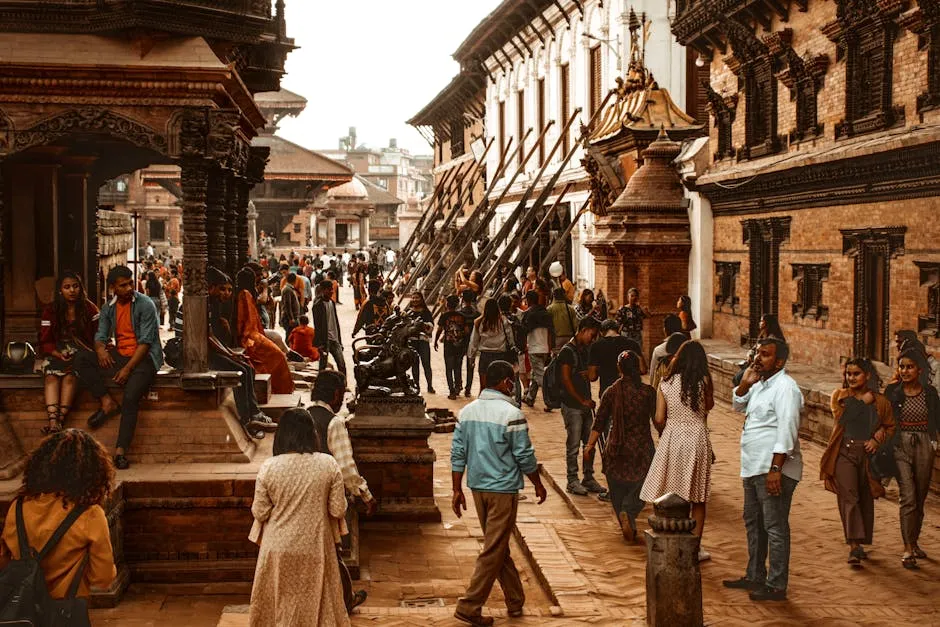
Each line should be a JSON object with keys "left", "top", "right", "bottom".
{"left": 3, "top": 243, "right": 939, "bottom": 627}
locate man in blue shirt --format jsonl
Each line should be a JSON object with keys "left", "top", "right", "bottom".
{"left": 451, "top": 360, "right": 547, "bottom": 626}
{"left": 725, "top": 337, "right": 803, "bottom": 602}
{"left": 74, "top": 265, "right": 163, "bottom": 470}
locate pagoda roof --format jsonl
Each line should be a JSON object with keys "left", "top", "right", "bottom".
{"left": 589, "top": 76, "right": 704, "bottom": 145}
{"left": 358, "top": 176, "right": 404, "bottom": 206}
{"left": 252, "top": 134, "right": 354, "bottom": 182}
{"left": 255, "top": 88, "right": 308, "bottom": 109}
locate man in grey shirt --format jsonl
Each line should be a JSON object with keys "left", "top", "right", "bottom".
{"left": 649, "top": 314, "right": 684, "bottom": 376}
{"left": 312, "top": 280, "right": 346, "bottom": 374}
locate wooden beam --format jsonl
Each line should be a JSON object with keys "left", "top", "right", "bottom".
{"left": 552, "top": 0, "right": 571, "bottom": 26}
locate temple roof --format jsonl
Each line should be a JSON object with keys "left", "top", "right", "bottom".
{"left": 408, "top": 71, "right": 486, "bottom": 130}
{"left": 452, "top": 0, "right": 560, "bottom": 66}
{"left": 589, "top": 75, "right": 703, "bottom": 145}
{"left": 255, "top": 88, "right": 308, "bottom": 110}
{"left": 359, "top": 176, "right": 404, "bottom": 206}
{"left": 252, "top": 135, "right": 354, "bottom": 182}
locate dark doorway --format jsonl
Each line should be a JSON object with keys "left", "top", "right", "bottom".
{"left": 149, "top": 219, "right": 166, "bottom": 242}
{"left": 336, "top": 223, "right": 349, "bottom": 246}
{"left": 842, "top": 227, "right": 906, "bottom": 363}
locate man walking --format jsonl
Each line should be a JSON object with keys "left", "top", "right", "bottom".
{"left": 725, "top": 337, "right": 803, "bottom": 601}
{"left": 451, "top": 360, "right": 547, "bottom": 626}
{"left": 547, "top": 287, "right": 578, "bottom": 351}
{"left": 75, "top": 265, "right": 162, "bottom": 470}
{"left": 312, "top": 279, "right": 346, "bottom": 374}
{"left": 521, "top": 290, "right": 553, "bottom": 407}
{"left": 557, "top": 316, "right": 605, "bottom": 496}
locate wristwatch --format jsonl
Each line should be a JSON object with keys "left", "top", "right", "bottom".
{"left": 770, "top": 464, "right": 781, "bottom": 473}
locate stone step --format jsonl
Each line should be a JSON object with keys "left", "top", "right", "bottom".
{"left": 252, "top": 374, "right": 271, "bottom": 405}
{"left": 260, "top": 392, "right": 307, "bottom": 421}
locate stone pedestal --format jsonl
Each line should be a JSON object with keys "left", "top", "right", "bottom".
{"left": 347, "top": 396, "right": 440, "bottom": 522}
{"left": 644, "top": 493, "right": 703, "bottom": 627}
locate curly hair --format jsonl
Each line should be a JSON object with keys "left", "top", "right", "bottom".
{"left": 53, "top": 271, "right": 92, "bottom": 344}
{"left": 842, "top": 357, "right": 881, "bottom": 393}
{"left": 20, "top": 429, "right": 114, "bottom": 509}
{"left": 665, "top": 340, "right": 712, "bottom": 413}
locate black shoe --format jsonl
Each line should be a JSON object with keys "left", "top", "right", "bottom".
{"left": 463, "top": 388, "right": 471, "bottom": 398}
{"left": 428, "top": 387, "right": 436, "bottom": 394}
{"left": 114, "top": 455, "right": 130, "bottom": 470}
{"left": 723, "top": 577, "right": 763, "bottom": 590}
{"left": 87, "top": 405, "right": 120, "bottom": 430}
{"left": 749, "top": 585, "right": 787, "bottom": 601}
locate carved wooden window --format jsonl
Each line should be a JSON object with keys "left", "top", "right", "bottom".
{"left": 516, "top": 90, "right": 525, "bottom": 166}
{"left": 450, "top": 118, "right": 465, "bottom": 158}
{"left": 915, "top": 261, "right": 940, "bottom": 337}
{"left": 703, "top": 82, "right": 736, "bottom": 160}
{"left": 715, "top": 261, "right": 741, "bottom": 310}
{"left": 742, "top": 59, "right": 778, "bottom": 158}
{"left": 590, "top": 45, "right": 602, "bottom": 116}
{"left": 791, "top": 263, "right": 830, "bottom": 320}
{"left": 537, "top": 78, "right": 546, "bottom": 166}
{"left": 560, "top": 63, "right": 571, "bottom": 154}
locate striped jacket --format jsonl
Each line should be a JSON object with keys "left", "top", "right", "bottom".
{"left": 451, "top": 389, "right": 538, "bottom": 493}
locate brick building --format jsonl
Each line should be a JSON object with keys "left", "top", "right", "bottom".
{"left": 672, "top": 0, "right": 940, "bottom": 370}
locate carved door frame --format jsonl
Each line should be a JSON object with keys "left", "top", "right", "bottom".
{"left": 841, "top": 227, "right": 906, "bottom": 362}
{"left": 742, "top": 217, "right": 791, "bottom": 342}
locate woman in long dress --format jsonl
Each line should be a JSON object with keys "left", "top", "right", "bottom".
{"left": 234, "top": 267, "right": 294, "bottom": 394}
{"left": 249, "top": 408, "right": 350, "bottom": 626}
{"left": 640, "top": 339, "right": 714, "bottom": 560}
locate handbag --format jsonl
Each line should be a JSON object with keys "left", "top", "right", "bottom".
{"left": 869, "top": 430, "right": 900, "bottom": 481}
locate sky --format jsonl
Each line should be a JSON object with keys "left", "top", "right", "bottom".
{"left": 276, "top": 0, "right": 503, "bottom": 157}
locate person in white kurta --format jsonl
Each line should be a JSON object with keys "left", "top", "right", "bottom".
{"left": 249, "top": 451, "right": 350, "bottom": 627}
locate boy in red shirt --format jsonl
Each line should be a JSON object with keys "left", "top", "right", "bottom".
{"left": 288, "top": 315, "right": 319, "bottom": 360}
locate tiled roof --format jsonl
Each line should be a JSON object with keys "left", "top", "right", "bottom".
{"left": 358, "top": 175, "right": 404, "bottom": 206}
{"left": 252, "top": 134, "right": 353, "bottom": 181}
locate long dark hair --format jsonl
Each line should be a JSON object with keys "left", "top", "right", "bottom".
{"left": 21, "top": 429, "right": 114, "bottom": 508}
{"left": 760, "top": 314, "right": 785, "bottom": 341}
{"left": 53, "top": 271, "right": 92, "bottom": 340}
{"left": 145, "top": 271, "right": 161, "bottom": 298}
{"left": 477, "top": 298, "right": 502, "bottom": 334}
{"left": 678, "top": 295, "right": 697, "bottom": 331}
{"left": 273, "top": 408, "right": 321, "bottom": 456}
{"left": 617, "top": 350, "right": 642, "bottom": 386}
{"left": 842, "top": 357, "right": 881, "bottom": 393}
{"left": 665, "top": 340, "right": 711, "bottom": 413}
{"left": 579, "top": 289, "right": 594, "bottom": 310}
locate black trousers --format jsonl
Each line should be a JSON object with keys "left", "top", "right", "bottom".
{"left": 74, "top": 348, "right": 157, "bottom": 451}
{"left": 318, "top": 340, "right": 347, "bottom": 374}
{"left": 411, "top": 340, "right": 433, "bottom": 390}
{"left": 443, "top": 344, "right": 465, "bottom": 393}
{"left": 209, "top": 352, "right": 261, "bottom": 424}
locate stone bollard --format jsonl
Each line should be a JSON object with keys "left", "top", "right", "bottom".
{"left": 644, "top": 493, "right": 703, "bottom": 627}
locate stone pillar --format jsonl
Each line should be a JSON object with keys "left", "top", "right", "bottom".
{"left": 179, "top": 111, "right": 211, "bottom": 373}
{"left": 205, "top": 168, "right": 226, "bottom": 272}
{"left": 359, "top": 212, "right": 370, "bottom": 248}
{"left": 224, "top": 172, "right": 239, "bottom": 277}
{"left": 645, "top": 493, "right": 703, "bottom": 627}
{"left": 326, "top": 213, "right": 337, "bottom": 248}
{"left": 247, "top": 200, "right": 259, "bottom": 261}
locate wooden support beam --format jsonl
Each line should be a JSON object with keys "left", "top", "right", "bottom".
{"left": 537, "top": 199, "right": 590, "bottom": 277}
{"left": 552, "top": 0, "right": 571, "bottom": 25}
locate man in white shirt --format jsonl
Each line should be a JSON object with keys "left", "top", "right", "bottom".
{"left": 385, "top": 248, "right": 395, "bottom": 271}
{"left": 725, "top": 337, "right": 803, "bottom": 602}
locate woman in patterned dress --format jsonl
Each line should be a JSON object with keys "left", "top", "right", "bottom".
{"left": 640, "top": 340, "right": 714, "bottom": 559}
{"left": 248, "top": 408, "right": 350, "bottom": 626}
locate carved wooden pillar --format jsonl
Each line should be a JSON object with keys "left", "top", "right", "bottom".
{"left": 224, "top": 172, "right": 239, "bottom": 277}
{"left": 0, "top": 156, "right": 5, "bottom": 347}
{"left": 235, "top": 179, "right": 250, "bottom": 268}
{"left": 206, "top": 169, "right": 226, "bottom": 273}
{"left": 179, "top": 111, "right": 211, "bottom": 373}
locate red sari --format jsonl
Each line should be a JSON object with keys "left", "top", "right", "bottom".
{"left": 236, "top": 291, "right": 294, "bottom": 394}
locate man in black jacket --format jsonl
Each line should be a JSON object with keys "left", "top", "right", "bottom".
{"left": 312, "top": 279, "right": 346, "bottom": 374}
{"left": 521, "top": 290, "right": 555, "bottom": 407}
{"left": 352, "top": 279, "right": 390, "bottom": 336}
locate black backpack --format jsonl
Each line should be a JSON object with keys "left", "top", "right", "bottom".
{"left": 0, "top": 499, "right": 91, "bottom": 627}
{"left": 542, "top": 343, "right": 578, "bottom": 410}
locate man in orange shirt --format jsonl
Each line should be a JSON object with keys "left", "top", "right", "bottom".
{"left": 288, "top": 315, "right": 319, "bottom": 360}
{"left": 74, "top": 265, "right": 162, "bottom": 470}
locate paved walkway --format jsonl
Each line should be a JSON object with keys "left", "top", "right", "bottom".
{"left": 86, "top": 285, "right": 940, "bottom": 625}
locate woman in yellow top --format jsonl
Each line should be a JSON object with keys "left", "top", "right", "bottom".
{"left": 0, "top": 429, "right": 117, "bottom": 598}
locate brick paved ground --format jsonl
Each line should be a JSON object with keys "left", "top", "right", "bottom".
{"left": 86, "top": 286, "right": 940, "bottom": 625}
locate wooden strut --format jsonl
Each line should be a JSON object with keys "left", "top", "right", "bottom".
{"left": 395, "top": 138, "right": 501, "bottom": 302}
{"left": 389, "top": 160, "right": 464, "bottom": 280}
{"left": 537, "top": 198, "right": 591, "bottom": 277}
{"left": 405, "top": 159, "right": 479, "bottom": 267}
{"left": 421, "top": 124, "right": 545, "bottom": 308}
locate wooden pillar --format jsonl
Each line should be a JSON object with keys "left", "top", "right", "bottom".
{"left": 179, "top": 111, "right": 211, "bottom": 373}
{"left": 206, "top": 169, "right": 226, "bottom": 273}
{"left": 224, "top": 172, "right": 239, "bottom": 277}
{"left": 0, "top": 157, "right": 5, "bottom": 346}
{"left": 235, "top": 179, "right": 250, "bottom": 268}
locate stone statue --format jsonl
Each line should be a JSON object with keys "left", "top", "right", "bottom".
{"left": 352, "top": 310, "right": 430, "bottom": 397}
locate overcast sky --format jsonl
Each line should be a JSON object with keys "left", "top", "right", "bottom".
{"left": 276, "top": 0, "right": 502, "bottom": 157}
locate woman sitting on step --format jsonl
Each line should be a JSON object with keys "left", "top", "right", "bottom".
{"left": 234, "top": 267, "right": 295, "bottom": 395}
{"left": 38, "top": 271, "right": 100, "bottom": 434}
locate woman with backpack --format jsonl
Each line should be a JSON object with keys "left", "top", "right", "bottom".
{"left": 467, "top": 298, "right": 515, "bottom": 392}
{"left": 0, "top": 429, "right": 116, "bottom": 606}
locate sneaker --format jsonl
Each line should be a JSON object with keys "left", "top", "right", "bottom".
{"left": 597, "top": 491, "right": 611, "bottom": 502}
{"left": 581, "top": 478, "right": 607, "bottom": 493}
{"left": 722, "top": 577, "right": 763, "bottom": 590}
{"left": 566, "top": 481, "right": 588, "bottom": 496}
{"left": 698, "top": 550, "right": 712, "bottom": 562}
{"left": 453, "top": 611, "right": 494, "bottom": 626}
{"left": 749, "top": 585, "right": 787, "bottom": 601}
{"left": 247, "top": 414, "right": 278, "bottom": 432}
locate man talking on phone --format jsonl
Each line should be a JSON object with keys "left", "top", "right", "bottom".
{"left": 724, "top": 337, "right": 803, "bottom": 602}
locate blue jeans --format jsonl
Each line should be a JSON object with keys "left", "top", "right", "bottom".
{"left": 743, "top": 474, "right": 798, "bottom": 591}
{"left": 561, "top": 403, "right": 595, "bottom": 485}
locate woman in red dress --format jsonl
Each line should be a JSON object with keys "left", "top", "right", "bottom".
{"left": 234, "top": 268, "right": 294, "bottom": 394}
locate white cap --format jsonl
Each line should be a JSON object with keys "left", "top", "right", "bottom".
{"left": 549, "top": 261, "right": 563, "bottom": 278}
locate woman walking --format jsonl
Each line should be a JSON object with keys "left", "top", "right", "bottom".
{"left": 584, "top": 350, "right": 655, "bottom": 541}
{"left": 1, "top": 429, "right": 116, "bottom": 600}
{"left": 885, "top": 348, "right": 939, "bottom": 569}
{"left": 467, "top": 298, "right": 514, "bottom": 392}
{"left": 248, "top": 409, "right": 350, "bottom": 626}
{"left": 820, "top": 358, "right": 895, "bottom": 565}
{"left": 640, "top": 340, "right": 714, "bottom": 560}
{"left": 145, "top": 271, "right": 165, "bottom": 327}
{"left": 38, "top": 272, "right": 99, "bottom": 434}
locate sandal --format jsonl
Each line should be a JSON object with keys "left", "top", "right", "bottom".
{"left": 902, "top": 553, "right": 918, "bottom": 570}
{"left": 349, "top": 589, "right": 367, "bottom": 611}
{"left": 913, "top": 546, "right": 927, "bottom": 559}
{"left": 41, "top": 404, "right": 63, "bottom": 435}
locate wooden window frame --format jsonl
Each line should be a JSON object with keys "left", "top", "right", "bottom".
{"left": 715, "top": 261, "right": 741, "bottom": 311}
{"left": 791, "top": 263, "right": 830, "bottom": 320}
{"left": 915, "top": 261, "right": 940, "bottom": 337}
{"left": 589, "top": 45, "right": 602, "bottom": 117}
{"left": 560, "top": 63, "right": 571, "bottom": 155}
{"left": 517, "top": 90, "right": 526, "bottom": 166}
